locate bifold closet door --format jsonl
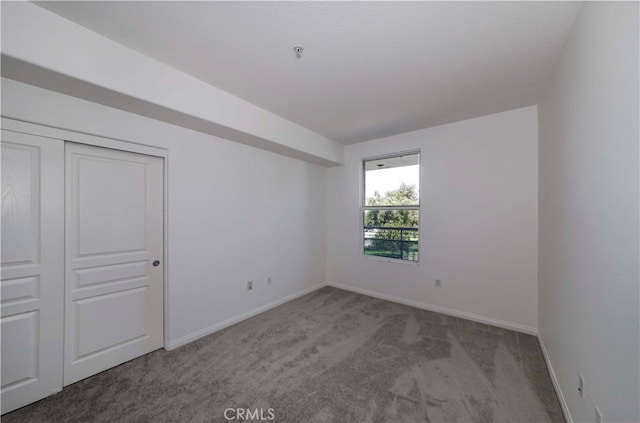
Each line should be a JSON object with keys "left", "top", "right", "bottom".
{"left": 1, "top": 130, "right": 64, "bottom": 414}
{"left": 64, "top": 142, "right": 164, "bottom": 386}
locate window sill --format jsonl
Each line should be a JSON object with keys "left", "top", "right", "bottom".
{"left": 360, "top": 254, "right": 420, "bottom": 266}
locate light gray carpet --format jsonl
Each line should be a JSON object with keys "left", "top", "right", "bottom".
{"left": 3, "top": 287, "right": 564, "bottom": 422}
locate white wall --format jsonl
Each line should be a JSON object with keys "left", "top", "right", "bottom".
{"left": 1, "top": 78, "right": 328, "bottom": 348}
{"left": 327, "top": 106, "right": 539, "bottom": 332}
{"left": 538, "top": 2, "right": 639, "bottom": 422}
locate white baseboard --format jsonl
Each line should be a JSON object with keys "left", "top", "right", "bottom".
{"left": 167, "top": 280, "right": 538, "bottom": 351}
{"left": 538, "top": 333, "right": 573, "bottom": 423}
{"left": 325, "top": 281, "right": 538, "bottom": 335}
{"left": 165, "top": 283, "right": 326, "bottom": 351}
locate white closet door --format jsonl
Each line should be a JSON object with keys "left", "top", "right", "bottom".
{"left": 64, "top": 142, "right": 164, "bottom": 386}
{"left": 1, "top": 130, "right": 64, "bottom": 414}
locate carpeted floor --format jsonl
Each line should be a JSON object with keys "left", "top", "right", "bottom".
{"left": 3, "top": 286, "right": 564, "bottom": 423}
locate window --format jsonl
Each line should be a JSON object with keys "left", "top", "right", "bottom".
{"left": 363, "top": 152, "right": 420, "bottom": 262}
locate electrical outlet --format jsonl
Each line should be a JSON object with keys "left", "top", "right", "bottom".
{"left": 578, "top": 375, "right": 585, "bottom": 398}
{"left": 268, "top": 276, "right": 272, "bottom": 285}
{"left": 435, "top": 279, "right": 441, "bottom": 287}
{"left": 595, "top": 407, "right": 602, "bottom": 423}
{"left": 247, "top": 281, "right": 253, "bottom": 291}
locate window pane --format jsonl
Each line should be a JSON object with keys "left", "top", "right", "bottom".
{"left": 363, "top": 210, "right": 419, "bottom": 262}
{"left": 364, "top": 153, "right": 419, "bottom": 206}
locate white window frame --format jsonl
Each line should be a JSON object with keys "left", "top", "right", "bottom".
{"left": 360, "top": 149, "right": 421, "bottom": 265}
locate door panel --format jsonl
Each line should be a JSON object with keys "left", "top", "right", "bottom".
{"left": 1, "top": 312, "right": 38, "bottom": 387}
{"left": 1, "top": 141, "right": 39, "bottom": 264}
{"left": 75, "top": 287, "right": 147, "bottom": 356}
{"left": 64, "top": 142, "right": 163, "bottom": 386}
{"left": 76, "top": 158, "right": 146, "bottom": 255}
{"left": 1, "top": 130, "right": 64, "bottom": 414}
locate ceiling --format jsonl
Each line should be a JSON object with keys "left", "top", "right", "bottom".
{"left": 35, "top": 1, "right": 581, "bottom": 145}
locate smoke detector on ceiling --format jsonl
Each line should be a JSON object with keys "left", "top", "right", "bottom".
{"left": 293, "top": 45, "right": 304, "bottom": 57}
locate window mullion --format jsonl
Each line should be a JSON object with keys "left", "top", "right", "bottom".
{"left": 362, "top": 205, "right": 419, "bottom": 211}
